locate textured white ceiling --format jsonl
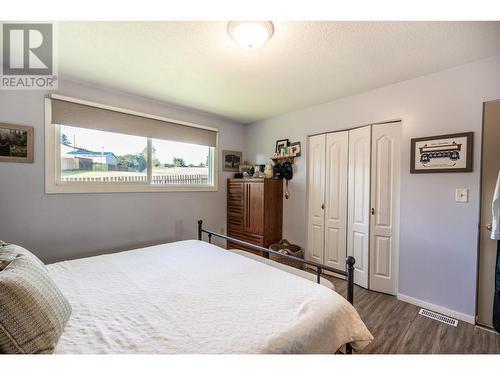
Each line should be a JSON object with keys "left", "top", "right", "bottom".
{"left": 58, "top": 21, "right": 500, "bottom": 123}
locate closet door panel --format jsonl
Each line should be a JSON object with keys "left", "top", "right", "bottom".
{"left": 369, "top": 122, "right": 401, "bottom": 295}
{"left": 324, "top": 131, "right": 348, "bottom": 270}
{"left": 310, "top": 224, "right": 325, "bottom": 262}
{"left": 307, "top": 134, "right": 326, "bottom": 263}
{"left": 347, "top": 126, "right": 371, "bottom": 288}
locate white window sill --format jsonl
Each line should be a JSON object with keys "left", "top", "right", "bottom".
{"left": 45, "top": 183, "right": 218, "bottom": 194}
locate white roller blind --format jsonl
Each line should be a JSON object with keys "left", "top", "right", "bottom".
{"left": 50, "top": 98, "right": 218, "bottom": 147}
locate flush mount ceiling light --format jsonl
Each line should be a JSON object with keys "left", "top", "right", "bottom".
{"left": 227, "top": 21, "right": 274, "bottom": 49}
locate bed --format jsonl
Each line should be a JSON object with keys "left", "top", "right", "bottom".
{"left": 228, "top": 249, "right": 335, "bottom": 290}
{"left": 43, "top": 222, "right": 372, "bottom": 354}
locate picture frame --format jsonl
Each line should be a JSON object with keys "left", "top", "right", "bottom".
{"left": 275, "top": 139, "right": 290, "bottom": 154}
{"left": 222, "top": 150, "right": 242, "bottom": 172}
{"left": 0, "top": 123, "right": 34, "bottom": 163}
{"left": 238, "top": 164, "right": 254, "bottom": 174}
{"left": 289, "top": 141, "right": 301, "bottom": 157}
{"left": 410, "top": 132, "right": 473, "bottom": 173}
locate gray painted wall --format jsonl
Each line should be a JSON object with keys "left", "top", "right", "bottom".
{"left": 0, "top": 79, "right": 245, "bottom": 263}
{"left": 244, "top": 55, "right": 500, "bottom": 318}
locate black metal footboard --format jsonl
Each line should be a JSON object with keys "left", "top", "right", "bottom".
{"left": 197, "top": 220, "right": 356, "bottom": 354}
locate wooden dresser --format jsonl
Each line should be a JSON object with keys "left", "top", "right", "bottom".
{"left": 227, "top": 178, "right": 283, "bottom": 256}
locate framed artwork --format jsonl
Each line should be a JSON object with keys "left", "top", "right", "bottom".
{"left": 410, "top": 132, "right": 473, "bottom": 173}
{"left": 275, "top": 139, "right": 289, "bottom": 154}
{"left": 0, "top": 123, "right": 34, "bottom": 163}
{"left": 238, "top": 164, "right": 254, "bottom": 174}
{"left": 290, "top": 141, "right": 301, "bottom": 157}
{"left": 222, "top": 150, "right": 242, "bottom": 172}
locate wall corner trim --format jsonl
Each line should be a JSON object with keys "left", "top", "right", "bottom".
{"left": 397, "top": 293, "right": 475, "bottom": 325}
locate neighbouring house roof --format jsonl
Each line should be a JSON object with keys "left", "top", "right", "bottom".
{"left": 67, "top": 150, "right": 117, "bottom": 158}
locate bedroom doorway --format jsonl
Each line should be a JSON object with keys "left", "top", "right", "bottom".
{"left": 477, "top": 99, "right": 500, "bottom": 328}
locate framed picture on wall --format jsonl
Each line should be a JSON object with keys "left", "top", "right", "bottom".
{"left": 275, "top": 139, "right": 289, "bottom": 154}
{"left": 410, "top": 132, "right": 473, "bottom": 173}
{"left": 289, "top": 141, "right": 301, "bottom": 157}
{"left": 222, "top": 150, "right": 242, "bottom": 172}
{"left": 0, "top": 123, "right": 34, "bottom": 163}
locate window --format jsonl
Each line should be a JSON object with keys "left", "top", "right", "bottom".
{"left": 46, "top": 95, "right": 218, "bottom": 193}
{"left": 150, "top": 138, "right": 212, "bottom": 186}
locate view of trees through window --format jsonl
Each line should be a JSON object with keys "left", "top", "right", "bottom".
{"left": 59, "top": 125, "right": 211, "bottom": 185}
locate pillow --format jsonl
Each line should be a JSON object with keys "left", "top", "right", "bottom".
{"left": 0, "top": 243, "right": 45, "bottom": 270}
{"left": 0, "top": 245, "right": 72, "bottom": 354}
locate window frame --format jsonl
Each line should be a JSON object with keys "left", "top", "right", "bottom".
{"left": 45, "top": 96, "right": 219, "bottom": 194}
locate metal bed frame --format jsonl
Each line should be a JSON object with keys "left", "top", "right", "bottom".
{"left": 197, "top": 220, "right": 356, "bottom": 354}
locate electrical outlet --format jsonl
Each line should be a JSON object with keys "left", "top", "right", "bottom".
{"left": 455, "top": 188, "right": 468, "bottom": 203}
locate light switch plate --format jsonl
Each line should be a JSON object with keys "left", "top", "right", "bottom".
{"left": 455, "top": 188, "right": 468, "bottom": 203}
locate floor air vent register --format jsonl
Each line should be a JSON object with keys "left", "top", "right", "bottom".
{"left": 418, "top": 308, "right": 458, "bottom": 327}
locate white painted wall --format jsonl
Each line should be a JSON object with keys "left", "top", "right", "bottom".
{"left": 244, "top": 55, "right": 500, "bottom": 319}
{"left": 0, "top": 79, "right": 245, "bottom": 263}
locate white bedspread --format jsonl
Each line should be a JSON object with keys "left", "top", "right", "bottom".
{"left": 48, "top": 240, "right": 372, "bottom": 354}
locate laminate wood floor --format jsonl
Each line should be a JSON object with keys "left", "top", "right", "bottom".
{"left": 323, "top": 275, "right": 500, "bottom": 354}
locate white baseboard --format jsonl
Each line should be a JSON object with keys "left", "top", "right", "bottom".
{"left": 397, "top": 293, "right": 475, "bottom": 325}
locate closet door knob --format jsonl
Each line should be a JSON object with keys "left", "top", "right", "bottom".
{"left": 486, "top": 223, "right": 492, "bottom": 231}
{"left": 371, "top": 208, "right": 375, "bottom": 215}
{"left": 321, "top": 203, "right": 325, "bottom": 210}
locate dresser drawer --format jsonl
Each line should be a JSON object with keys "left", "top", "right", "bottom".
{"left": 227, "top": 180, "right": 244, "bottom": 198}
{"left": 227, "top": 212, "right": 243, "bottom": 231}
{"left": 227, "top": 230, "right": 264, "bottom": 256}
{"left": 227, "top": 180, "right": 244, "bottom": 231}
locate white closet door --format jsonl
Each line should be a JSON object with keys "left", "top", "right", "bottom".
{"left": 324, "top": 131, "right": 349, "bottom": 270}
{"left": 307, "top": 134, "right": 326, "bottom": 263}
{"left": 347, "top": 125, "right": 371, "bottom": 288}
{"left": 369, "top": 122, "right": 401, "bottom": 295}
